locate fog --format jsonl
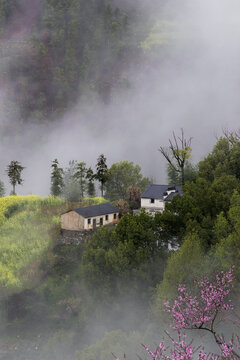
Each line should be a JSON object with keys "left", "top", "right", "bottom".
{"left": 1, "top": 0, "right": 240, "bottom": 195}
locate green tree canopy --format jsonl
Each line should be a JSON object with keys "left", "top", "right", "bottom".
{"left": 167, "top": 161, "right": 198, "bottom": 185}
{"left": 164, "top": 174, "right": 240, "bottom": 248}
{"left": 105, "top": 161, "right": 149, "bottom": 201}
{"left": 81, "top": 211, "right": 168, "bottom": 302}
{"left": 198, "top": 135, "right": 240, "bottom": 182}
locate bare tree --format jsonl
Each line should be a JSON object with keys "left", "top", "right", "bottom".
{"left": 159, "top": 129, "right": 192, "bottom": 185}
{"left": 222, "top": 127, "right": 240, "bottom": 145}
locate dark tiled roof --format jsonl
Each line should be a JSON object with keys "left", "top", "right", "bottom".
{"left": 164, "top": 191, "right": 179, "bottom": 201}
{"left": 141, "top": 184, "right": 182, "bottom": 200}
{"left": 73, "top": 203, "right": 119, "bottom": 218}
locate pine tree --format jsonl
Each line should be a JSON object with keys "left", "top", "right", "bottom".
{"left": 7, "top": 160, "right": 25, "bottom": 195}
{"left": 50, "top": 159, "right": 64, "bottom": 197}
{"left": 86, "top": 167, "right": 96, "bottom": 197}
{"left": 74, "top": 162, "right": 87, "bottom": 198}
{"left": 95, "top": 154, "right": 108, "bottom": 197}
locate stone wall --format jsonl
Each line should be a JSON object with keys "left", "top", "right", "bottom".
{"left": 60, "top": 229, "right": 93, "bottom": 245}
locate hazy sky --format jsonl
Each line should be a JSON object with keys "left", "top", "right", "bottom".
{"left": 1, "top": 0, "right": 240, "bottom": 195}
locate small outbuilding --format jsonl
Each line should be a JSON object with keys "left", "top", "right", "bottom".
{"left": 61, "top": 203, "right": 120, "bottom": 231}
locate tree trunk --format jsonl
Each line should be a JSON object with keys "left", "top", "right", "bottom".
{"left": 181, "top": 166, "right": 184, "bottom": 186}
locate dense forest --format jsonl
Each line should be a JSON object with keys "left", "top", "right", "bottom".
{"left": 0, "top": 0, "right": 167, "bottom": 123}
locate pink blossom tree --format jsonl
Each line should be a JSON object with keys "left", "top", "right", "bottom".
{"left": 116, "top": 266, "right": 240, "bottom": 360}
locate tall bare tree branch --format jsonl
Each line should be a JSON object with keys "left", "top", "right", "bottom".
{"left": 159, "top": 129, "right": 192, "bottom": 185}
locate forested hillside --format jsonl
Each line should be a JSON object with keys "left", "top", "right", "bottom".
{"left": 0, "top": 0, "right": 240, "bottom": 359}
{"left": 0, "top": 134, "right": 239, "bottom": 359}
{"left": 0, "top": 0, "right": 156, "bottom": 122}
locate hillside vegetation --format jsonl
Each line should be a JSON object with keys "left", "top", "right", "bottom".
{"left": 0, "top": 196, "right": 64, "bottom": 293}
{"left": 0, "top": 0, "right": 136, "bottom": 121}
{"left": 0, "top": 135, "right": 240, "bottom": 359}
{"left": 0, "top": 195, "right": 105, "bottom": 294}
{"left": 0, "top": 0, "right": 172, "bottom": 123}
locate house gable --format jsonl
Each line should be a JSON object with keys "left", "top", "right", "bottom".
{"left": 141, "top": 184, "right": 182, "bottom": 214}
{"left": 61, "top": 210, "right": 85, "bottom": 231}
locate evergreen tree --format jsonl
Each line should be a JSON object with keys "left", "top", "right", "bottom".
{"left": 74, "top": 162, "right": 87, "bottom": 198}
{"left": 95, "top": 154, "right": 108, "bottom": 197}
{"left": 50, "top": 159, "right": 64, "bottom": 197}
{"left": 7, "top": 160, "right": 25, "bottom": 195}
{"left": 167, "top": 161, "right": 198, "bottom": 185}
{"left": 86, "top": 167, "right": 96, "bottom": 197}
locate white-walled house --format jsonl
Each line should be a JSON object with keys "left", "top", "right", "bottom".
{"left": 141, "top": 184, "right": 182, "bottom": 214}
{"left": 61, "top": 203, "right": 120, "bottom": 231}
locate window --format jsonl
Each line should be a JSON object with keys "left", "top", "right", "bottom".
{"left": 150, "top": 198, "right": 155, "bottom": 204}
{"left": 100, "top": 218, "right": 103, "bottom": 226}
{"left": 105, "top": 215, "right": 108, "bottom": 221}
{"left": 88, "top": 219, "right": 91, "bottom": 225}
{"left": 114, "top": 213, "right": 117, "bottom": 220}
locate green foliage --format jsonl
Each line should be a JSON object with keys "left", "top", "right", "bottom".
{"left": 86, "top": 167, "right": 96, "bottom": 197}
{"left": 0, "top": 195, "right": 64, "bottom": 294}
{"left": 81, "top": 211, "right": 168, "bottom": 302}
{"left": 212, "top": 191, "right": 240, "bottom": 284}
{"left": 74, "top": 162, "right": 87, "bottom": 198}
{"left": 42, "top": 329, "right": 75, "bottom": 360}
{"left": 95, "top": 154, "right": 109, "bottom": 197}
{"left": 0, "top": 179, "right": 5, "bottom": 197}
{"left": 153, "top": 135, "right": 240, "bottom": 314}
{"left": 105, "top": 161, "right": 149, "bottom": 201}
{"left": 77, "top": 330, "right": 145, "bottom": 360}
{"left": 167, "top": 162, "right": 198, "bottom": 185}
{"left": 212, "top": 211, "right": 231, "bottom": 243}
{"left": 198, "top": 136, "right": 240, "bottom": 181}
{"left": 6, "top": 160, "right": 25, "bottom": 195}
{"left": 82, "top": 196, "right": 107, "bottom": 205}
{"left": 140, "top": 21, "right": 179, "bottom": 51}
{"left": 50, "top": 159, "right": 64, "bottom": 196}
{"left": 159, "top": 129, "right": 192, "bottom": 185}
{"left": 153, "top": 233, "right": 206, "bottom": 319}
{"left": 62, "top": 160, "right": 81, "bottom": 202}
{"left": 165, "top": 175, "right": 240, "bottom": 248}
{"left": 7, "top": 0, "right": 133, "bottom": 121}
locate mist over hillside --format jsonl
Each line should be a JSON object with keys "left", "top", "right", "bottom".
{"left": 0, "top": 2, "right": 239, "bottom": 359}
{"left": 0, "top": 0, "right": 240, "bottom": 195}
